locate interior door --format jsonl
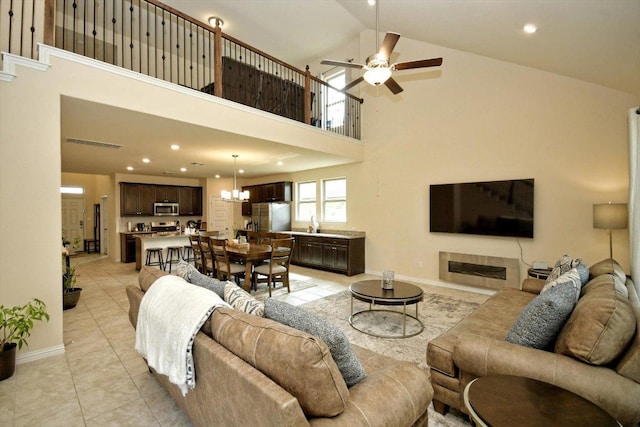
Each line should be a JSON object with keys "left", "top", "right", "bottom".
{"left": 100, "top": 196, "right": 108, "bottom": 255}
{"left": 62, "top": 197, "right": 85, "bottom": 252}
{"left": 210, "top": 197, "right": 230, "bottom": 238}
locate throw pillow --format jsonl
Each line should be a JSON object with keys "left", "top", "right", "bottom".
{"left": 555, "top": 280, "right": 636, "bottom": 365}
{"left": 541, "top": 268, "right": 583, "bottom": 301}
{"left": 176, "top": 261, "right": 226, "bottom": 299}
{"left": 505, "top": 281, "right": 578, "bottom": 350}
{"left": 264, "top": 298, "right": 366, "bottom": 387}
{"left": 546, "top": 255, "right": 583, "bottom": 283}
{"left": 224, "top": 283, "right": 265, "bottom": 317}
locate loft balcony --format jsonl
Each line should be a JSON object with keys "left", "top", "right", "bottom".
{"left": 0, "top": 0, "right": 363, "bottom": 140}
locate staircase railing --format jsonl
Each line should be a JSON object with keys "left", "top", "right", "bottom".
{"left": 0, "top": 0, "right": 362, "bottom": 140}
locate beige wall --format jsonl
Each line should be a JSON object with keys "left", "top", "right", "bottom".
{"left": 1, "top": 32, "right": 636, "bottom": 359}
{"left": 0, "top": 47, "right": 358, "bottom": 358}
{"left": 62, "top": 172, "right": 110, "bottom": 241}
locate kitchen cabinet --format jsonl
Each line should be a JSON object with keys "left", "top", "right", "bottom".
{"left": 155, "top": 185, "right": 179, "bottom": 203}
{"left": 292, "top": 235, "right": 365, "bottom": 276}
{"left": 241, "top": 202, "right": 252, "bottom": 216}
{"left": 120, "top": 183, "right": 202, "bottom": 216}
{"left": 121, "top": 183, "right": 155, "bottom": 216}
{"left": 120, "top": 232, "right": 152, "bottom": 263}
{"left": 296, "top": 236, "right": 324, "bottom": 267}
{"left": 179, "top": 186, "right": 203, "bottom": 216}
{"left": 242, "top": 181, "right": 292, "bottom": 206}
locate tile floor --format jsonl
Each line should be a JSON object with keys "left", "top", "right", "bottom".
{"left": 1, "top": 254, "right": 486, "bottom": 426}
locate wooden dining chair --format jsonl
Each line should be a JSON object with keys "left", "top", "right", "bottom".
{"left": 189, "top": 235, "right": 205, "bottom": 273}
{"left": 200, "top": 236, "right": 216, "bottom": 276}
{"left": 247, "top": 230, "right": 260, "bottom": 244}
{"left": 253, "top": 237, "right": 295, "bottom": 297}
{"left": 208, "top": 238, "right": 245, "bottom": 283}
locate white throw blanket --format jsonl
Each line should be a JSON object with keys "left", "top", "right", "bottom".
{"left": 135, "top": 275, "right": 231, "bottom": 395}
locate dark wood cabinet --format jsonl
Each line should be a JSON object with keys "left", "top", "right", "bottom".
{"left": 120, "top": 232, "right": 152, "bottom": 263}
{"left": 155, "top": 185, "right": 179, "bottom": 203}
{"left": 241, "top": 202, "right": 252, "bottom": 216}
{"left": 292, "top": 235, "right": 365, "bottom": 276}
{"left": 121, "top": 183, "right": 155, "bottom": 216}
{"left": 121, "top": 183, "right": 202, "bottom": 216}
{"left": 297, "top": 236, "right": 324, "bottom": 267}
{"left": 242, "top": 181, "right": 292, "bottom": 207}
{"left": 179, "top": 186, "right": 203, "bottom": 216}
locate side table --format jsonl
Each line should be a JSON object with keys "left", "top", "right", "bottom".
{"left": 527, "top": 267, "right": 552, "bottom": 280}
{"left": 463, "top": 375, "right": 620, "bottom": 427}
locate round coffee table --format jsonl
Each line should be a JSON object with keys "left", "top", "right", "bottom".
{"left": 464, "top": 375, "right": 621, "bottom": 426}
{"left": 348, "top": 279, "right": 424, "bottom": 338}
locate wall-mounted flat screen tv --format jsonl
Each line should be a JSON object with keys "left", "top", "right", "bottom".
{"left": 430, "top": 179, "right": 534, "bottom": 238}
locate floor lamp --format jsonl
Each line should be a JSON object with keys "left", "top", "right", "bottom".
{"left": 593, "top": 202, "right": 628, "bottom": 260}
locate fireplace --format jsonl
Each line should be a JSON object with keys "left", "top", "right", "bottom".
{"left": 439, "top": 252, "right": 520, "bottom": 289}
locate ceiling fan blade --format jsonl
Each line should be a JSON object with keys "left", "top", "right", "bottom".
{"left": 378, "top": 32, "right": 401, "bottom": 60}
{"left": 393, "top": 57, "right": 443, "bottom": 71}
{"left": 384, "top": 77, "right": 403, "bottom": 95}
{"left": 321, "top": 59, "right": 365, "bottom": 69}
{"left": 343, "top": 76, "right": 365, "bottom": 92}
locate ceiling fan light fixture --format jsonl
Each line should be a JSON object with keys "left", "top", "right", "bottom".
{"left": 363, "top": 67, "right": 392, "bottom": 86}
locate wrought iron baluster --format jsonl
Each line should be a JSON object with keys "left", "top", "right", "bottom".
{"left": 30, "top": 0, "right": 36, "bottom": 58}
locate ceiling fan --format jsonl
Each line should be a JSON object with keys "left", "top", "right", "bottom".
{"left": 321, "top": 0, "right": 443, "bottom": 95}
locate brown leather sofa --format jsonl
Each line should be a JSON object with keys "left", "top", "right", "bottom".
{"left": 427, "top": 259, "right": 640, "bottom": 426}
{"left": 127, "top": 267, "right": 433, "bottom": 426}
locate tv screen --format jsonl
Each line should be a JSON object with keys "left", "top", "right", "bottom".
{"left": 430, "top": 179, "right": 534, "bottom": 238}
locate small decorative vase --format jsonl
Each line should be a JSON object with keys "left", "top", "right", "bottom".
{"left": 382, "top": 270, "right": 395, "bottom": 290}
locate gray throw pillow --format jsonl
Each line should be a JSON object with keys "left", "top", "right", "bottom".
{"left": 176, "top": 260, "right": 226, "bottom": 299}
{"left": 505, "top": 282, "right": 577, "bottom": 350}
{"left": 264, "top": 299, "right": 366, "bottom": 387}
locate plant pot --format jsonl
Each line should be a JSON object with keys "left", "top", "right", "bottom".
{"left": 0, "top": 343, "right": 17, "bottom": 381}
{"left": 63, "top": 288, "right": 83, "bottom": 310}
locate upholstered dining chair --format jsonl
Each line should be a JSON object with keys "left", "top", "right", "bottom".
{"left": 208, "top": 238, "right": 245, "bottom": 283}
{"left": 253, "top": 237, "right": 294, "bottom": 297}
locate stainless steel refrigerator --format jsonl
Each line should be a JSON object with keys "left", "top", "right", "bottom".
{"left": 251, "top": 203, "right": 291, "bottom": 232}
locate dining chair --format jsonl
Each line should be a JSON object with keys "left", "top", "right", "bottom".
{"left": 209, "top": 238, "right": 245, "bottom": 283}
{"left": 253, "top": 237, "right": 295, "bottom": 297}
{"left": 247, "top": 230, "right": 260, "bottom": 244}
{"left": 189, "top": 235, "right": 205, "bottom": 273}
{"left": 200, "top": 236, "right": 216, "bottom": 276}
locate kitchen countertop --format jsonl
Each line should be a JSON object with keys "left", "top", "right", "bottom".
{"left": 283, "top": 230, "right": 365, "bottom": 239}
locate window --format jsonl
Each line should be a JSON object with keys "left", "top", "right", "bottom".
{"left": 322, "top": 178, "right": 346, "bottom": 222}
{"left": 60, "top": 186, "right": 84, "bottom": 194}
{"left": 325, "top": 71, "right": 345, "bottom": 129}
{"left": 296, "top": 181, "right": 317, "bottom": 222}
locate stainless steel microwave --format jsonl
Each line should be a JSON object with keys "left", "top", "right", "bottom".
{"left": 154, "top": 202, "right": 179, "bottom": 216}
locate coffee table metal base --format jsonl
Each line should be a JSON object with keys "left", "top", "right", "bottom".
{"left": 348, "top": 280, "right": 425, "bottom": 339}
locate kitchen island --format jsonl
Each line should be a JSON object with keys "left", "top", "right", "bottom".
{"left": 134, "top": 232, "right": 191, "bottom": 271}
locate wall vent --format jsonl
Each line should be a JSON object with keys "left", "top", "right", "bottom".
{"left": 66, "top": 138, "right": 122, "bottom": 149}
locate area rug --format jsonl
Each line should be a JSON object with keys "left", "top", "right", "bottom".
{"left": 301, "top": 290, "right": 479, "bottom": 426}
{"left": 300, "top": 290, "right": 479, "bottom": 370}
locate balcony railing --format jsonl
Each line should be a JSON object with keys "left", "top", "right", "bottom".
{"left": 0, "top": 0, "right": 362, "bottom": 140}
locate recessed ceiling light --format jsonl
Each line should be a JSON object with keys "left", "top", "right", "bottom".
{"left": 171, "top": 144, "right": 180, "bottom": 150}
{"left": 180, "top": 167, "right": 187, "bottom": 172}
{"left": 214, "top": 174, "right": 220, "bottom": 179}
{"left": 277, "top": 161, "right": 284, "bottom": 166}
{"left": 523, "top": 23, "right": 537, "bottom": 34}
{"left": 238, "top": 169, "right": 245, "bottom": 174}
{"left": 126, "top": 166, "right": 133, "bottom": 171}
{"left": 142, "top": 158, "right": 150, "bottom": 163}
{"left": 368, "top": 0, "right": 375, "bottom": 5}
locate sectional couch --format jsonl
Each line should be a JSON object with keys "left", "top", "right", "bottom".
{"left": 427, "top": 258, "right": 640, "bottom": 426}
{"left": 127, "top": 266, "right": 433, "bottom": 426}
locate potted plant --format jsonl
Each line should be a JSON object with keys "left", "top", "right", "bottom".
{"left": 63, "top": 265, "right": 82, "bottom": 310}
{"left": 0, "top": 298, "right": 49, "bottom": 380}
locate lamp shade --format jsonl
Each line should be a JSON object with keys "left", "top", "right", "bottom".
{"left": 593, "top": 203, "right": 628, "bottom": 229}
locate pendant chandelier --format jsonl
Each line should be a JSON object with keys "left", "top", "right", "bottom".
{"left": 220, "top": 154, "right": 250, "bottom": 202}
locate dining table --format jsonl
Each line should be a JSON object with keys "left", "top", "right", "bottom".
{"left": 225, "top": 243, "right": 272, "bottom": 292}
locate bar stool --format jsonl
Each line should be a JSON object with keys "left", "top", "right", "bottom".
{"left": 165, "top": 246, "right": 182, "bottom": 273}
{"left": 145, "top": 248, "right": 164, "bottom": 270}
{"left": 182, "top": 245, "right": 194, "bottom": 264}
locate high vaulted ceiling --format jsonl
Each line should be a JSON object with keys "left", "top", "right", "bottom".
{"left": 166, "top": 0, "right": 640, "bottom": 97}
{"left": 61, "top": 1, "right": 640, "bottom": 180}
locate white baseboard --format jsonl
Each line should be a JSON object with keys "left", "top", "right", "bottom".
{"left": 16, "top": 344, "right": 65, "bottom": 364}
